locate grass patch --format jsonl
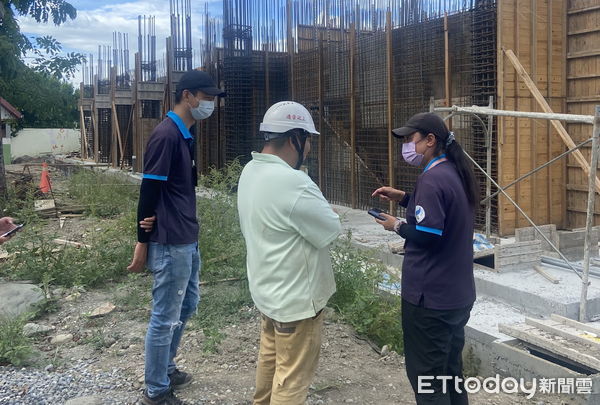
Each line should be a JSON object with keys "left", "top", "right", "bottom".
{"left": 0, "top": 168, "right": 137, "bottom": 288}
{"left": 67, "top": 169, "right": 138, "bottom": 218}
{"left": 3, "top": 163, "right": 403, "bottom": 361}
{"left": 0, "top": 315, "right": 33, "bottom": 366}
{"left": 114, "top": 274, "right": 152, "bottom": 317}
{"left": 82, "top": 328, "right": 111, "bottom": 351}
{"left": 2, "top": 209, "right": 136, "bottom": 288}
{"left": 330, "top": 232, "right": 403, "bottom": 354}
{"left": 0, "top": 179, "right": 43, "bottom": 226}
{"left": 197, "top": 161, "right": 246, "bottom": 282}
{"left": 463, "top": 345, "right": 481, "bottom": 377}
{"left": 189, "top": 281, "right": 254, "bottom": 353}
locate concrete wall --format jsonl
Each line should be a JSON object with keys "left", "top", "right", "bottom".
{"left": 11, "top": 128, "right": 80, "bottom": 159}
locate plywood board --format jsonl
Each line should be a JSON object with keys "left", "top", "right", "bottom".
{"left": 499, "top": 322, "right": 600, "bottom": 371}
{"left": 566, "top": 1, "right": 600, "bottom": 228}
{"left": 497, "top": 0, "right": 567, "bottom": 235}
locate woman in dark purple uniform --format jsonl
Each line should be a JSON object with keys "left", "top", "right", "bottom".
{"left": 373, "top": 112, "right": 479, "bottom": 405}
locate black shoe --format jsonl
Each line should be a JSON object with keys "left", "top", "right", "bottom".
{"left": 140, "top": 388, "right": 186, "bottom": 405}
{"left": 168, "top": 368, "right": 193, "bottom": 390}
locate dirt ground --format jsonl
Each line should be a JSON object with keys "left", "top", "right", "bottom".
{"left": 0, "top": 163, "right": 578, "bottom": 404}
{"left": 20, "top": 283, "right": 573, "bottom": 405}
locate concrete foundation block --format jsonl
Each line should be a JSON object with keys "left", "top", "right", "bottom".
{"left": 558, "top": 229, "right": 599, "bottom": 261}
{"left": 494, "top": 240, "right": 542, "bottom": 272}
{"left": 515, "top": 224, "right": 559, "bottom": 252}
{"left": 464, "top": 334, "right": 600, "bottom": 404}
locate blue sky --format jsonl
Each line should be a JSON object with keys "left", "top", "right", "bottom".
{"left": 19, "top": 0, "right": 223, "bottom": 85}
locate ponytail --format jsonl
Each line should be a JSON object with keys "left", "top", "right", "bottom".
{"left": 435, "top": 137, "right": 479, "bottom": 210}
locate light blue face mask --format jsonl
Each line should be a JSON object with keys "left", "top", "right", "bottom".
{"left": 190, "top": 99, "right": 214, "bottom": 120}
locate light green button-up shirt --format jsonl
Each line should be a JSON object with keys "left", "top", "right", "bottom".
{"left": 237, "top": 152, "right": 341, "bottom": 322}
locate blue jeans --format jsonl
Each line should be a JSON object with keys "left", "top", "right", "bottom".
{"left": 145, "top": 242, "right": 200, "bottom": 398}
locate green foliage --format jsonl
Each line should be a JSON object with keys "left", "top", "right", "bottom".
{"left": 190, "top": 282, "right": 254, "bottom": 353}
{"left": 0, "top": 0, "right": 80, "bottom": 129}
{"left": 0, "top": 61, "right": 79, "bottom": 130}
{"left": 0, "top": 0, "right": 77, "bottom": 60}
{"left": 330, "top": 233, "right": 404, "bottom": 353}
{"left": 201, "top": 327, "right": 226, "bottom": 354}
{"left": 197, "top": 161, "right": 246, "bottom": 281}
{"left": 67, "top": 169, "right": 139, "bottom": 218}
{"left": 114, "top": 274, "right": 152, "bottom": 318}
{"left": 463, "top": 345, "right": 481, "bottom": 377}
{"left": 0, "top": 170, "right": 136, "bottom": 288}
{"left": 0, "top": 7, "right": 29, "bottom": 76}
{"left": 30, "top": 36, "right": 86, "bottom": 80}
{"left": 2, "top": 215, "right": 135, "bottom": 288}
{"left": 0, "top": 315, "right": 33, "bottom": 366}
{"left": 0, "top": 180, "right": 43, "bottom": 226}
{"left": 9, "top": 1, "right": 76, "bottom": 27}
{"left": 82, "top": 328, "right": 110, "bottom": 351}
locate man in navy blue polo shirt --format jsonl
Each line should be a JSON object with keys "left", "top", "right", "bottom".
{"left": 127, "top": 70, "right": 225, "bottom": 405}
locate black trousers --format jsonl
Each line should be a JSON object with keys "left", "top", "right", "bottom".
{"left": 402, "top": 299, "right": 473, "bottom": 405}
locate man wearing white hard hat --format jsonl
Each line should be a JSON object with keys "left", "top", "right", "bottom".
{"left": 237, "top": 101, "right": 341, "bottom": 405}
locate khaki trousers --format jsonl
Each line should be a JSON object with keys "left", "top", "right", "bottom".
{"left": 253, "top": 310, "right": 325, "bottom": 405}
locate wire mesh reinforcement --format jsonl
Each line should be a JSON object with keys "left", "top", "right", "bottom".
{"left": 199, "top": 2, "right": 498, "bottom": 231}
{"left": 79, "top": 0, "right": 499, "bottom": 232}
{"left": 97, "top": 108, "right": 112, "bottom": 164}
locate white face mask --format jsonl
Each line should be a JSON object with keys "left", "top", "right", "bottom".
{"left": 190, "top": 99, "right": 214, "bottom": 120}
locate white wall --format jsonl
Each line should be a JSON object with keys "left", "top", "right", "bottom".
{"left": 11, "top": 128, "right": 80, "bottom": 158}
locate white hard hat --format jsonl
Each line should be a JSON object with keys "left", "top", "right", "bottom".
{"left": 259, "top": 101, "right": 320, "bottom": 139}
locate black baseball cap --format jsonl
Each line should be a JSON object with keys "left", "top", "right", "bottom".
{"left": 392, "top": 112, "right": 449, "bottom": 140}
{"left": 176, "top": 70, "right": 226, "bottom": 97}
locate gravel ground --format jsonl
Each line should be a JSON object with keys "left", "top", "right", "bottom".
{"left": 0, "top": 360, "right": 137, "bottom": 405}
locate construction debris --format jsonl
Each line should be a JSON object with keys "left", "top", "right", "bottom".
{"left": 34, "top": 199, "right": 56, "bottom": 212}
{"left": 500, "top": 314, "right": 600, "bottom": 373}
{"left": 52, "top": 239, "right": 91, "bottom": 249}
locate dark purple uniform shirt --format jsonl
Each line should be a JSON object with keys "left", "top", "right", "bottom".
{"left": 401, "top": 160, "right": 476, "bottom": 310}
{"left": 142, "top": 111, "right": 199, "bottom": 245}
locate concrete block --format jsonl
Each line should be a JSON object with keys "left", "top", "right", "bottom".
{"left": 471, "top": 339, "right": 599, "bottom": 404}
{"left": 515, "top": 224, "right": 559, "bottom": 252}
{"left": 494, "top": 240, "right": 542, "bottom": 272}
{"left": 475, "top": 278, "right": 565, "bottom": 317}
{"left": 558, "top": 229, "right": 599, "bottom": 261}
{"left": 464, "top": 337, "right": 600, "bottom": 404}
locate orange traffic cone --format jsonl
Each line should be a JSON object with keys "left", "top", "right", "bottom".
{"left": 39, "top": 162, "right": 52, "bottom": 193}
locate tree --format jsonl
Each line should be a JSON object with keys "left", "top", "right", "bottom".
{"left": 0, "top": 62, "right": 80, "bottom": 130}
{"left": 0, "top": 1, "right": 83, "bottom": 131}
{"left": 31, "top": 36, "right": 85, "bottom": 80}
{"left": 0, "top": 0, "right": 79, "bottom": 196}
{"left": 1, "top": 1, "right": 78, "bottom": 75}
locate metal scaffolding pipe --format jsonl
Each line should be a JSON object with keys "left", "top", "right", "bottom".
{"left": 481, "top": 138, "right": 592, "bottom": 204}
{"left": 580, "top": 106, "right": 600, "bottom": 321}
{"left": 463, "top": 149, "right": 584, "bottom": 280}
{"left": 435, "top": 105, "right": 595, "bottom": 124}
{"left": 541, "top": 256, "right": 600, "bottom": 277}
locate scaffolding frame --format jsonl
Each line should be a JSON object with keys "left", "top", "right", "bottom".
{"left": 431, "top": 103, "right": 600, "bottom": 322}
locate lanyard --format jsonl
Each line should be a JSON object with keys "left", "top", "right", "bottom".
{"left": 423, "top": 154, "right": 446, "bottom": 172}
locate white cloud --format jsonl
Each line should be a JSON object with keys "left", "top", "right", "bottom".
{"left": 17, "top": 0, "right": 222, "bottom": 86}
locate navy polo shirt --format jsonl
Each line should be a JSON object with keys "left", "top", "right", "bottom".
{"left": 142, "top": 111, "right": 199, "bottom": 245}
{"left": 401, "top": 160, "right": 476, "bottom": 310}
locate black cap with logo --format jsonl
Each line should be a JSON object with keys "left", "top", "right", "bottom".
{"left": 176, "top": 70, "right": 226, "bottom": 97}
{"left": 392, "top": 112, "right": 450, "bottom": 141}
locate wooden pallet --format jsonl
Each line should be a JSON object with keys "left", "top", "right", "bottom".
{"left": 499, "top": 314, "right": 600, "bottom": 372}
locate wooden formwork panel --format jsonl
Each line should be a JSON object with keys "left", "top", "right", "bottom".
{"left": 566, "top": 0, "right": 600, "bottom": 228}
{"left": 497, "top": 0, "right": 567, "bottom": 236}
